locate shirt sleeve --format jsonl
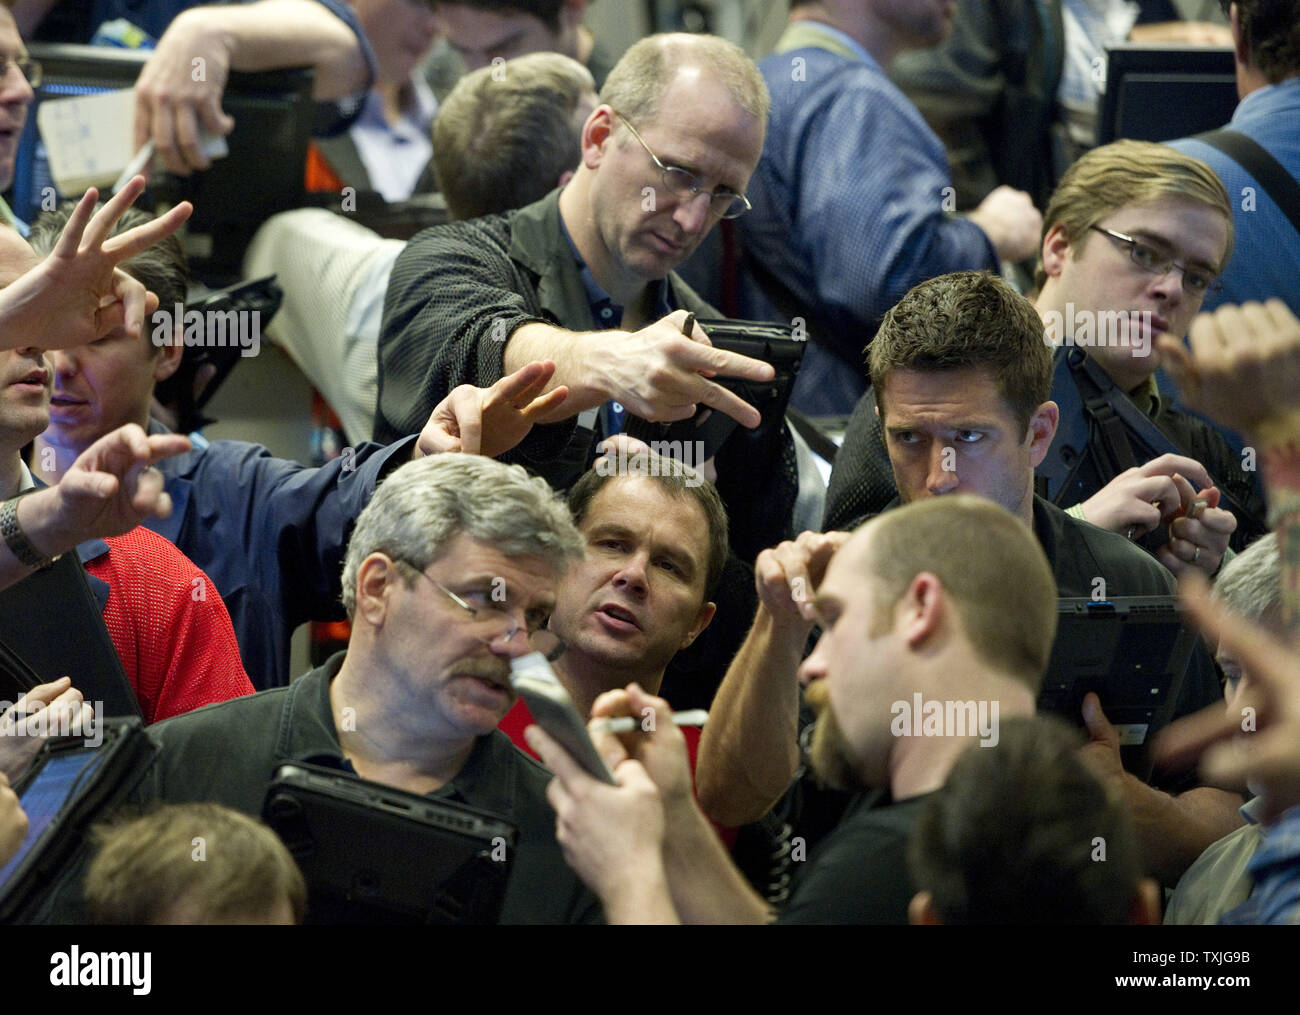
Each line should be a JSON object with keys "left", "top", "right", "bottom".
{"left": 793, "top": 77, "right": 1000, "bottom": 355}
{"left": 375, "top": 220, "right": 552, "bottom": 443}
{"left": 310, "top": 0, "right": 378, "bottom": 136}
{"left": 89, "top": 528, "right": 254, "bottom": 723}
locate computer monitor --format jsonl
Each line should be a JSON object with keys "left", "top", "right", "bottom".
{"left": 13, "top": 43, "right": 314, "bottom": 285}
{"left": 1097, "top": 43, "right": 1239, "bottom": 145}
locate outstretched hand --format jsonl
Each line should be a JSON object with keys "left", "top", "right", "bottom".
{"left": 416, "top": 361, "right": 568, "bottom": 458}
{"left": 0, "top": 177, "right": 192, "bottom": 352}
{"left": 19, "top": 423, "right": 192, "bottom": 558}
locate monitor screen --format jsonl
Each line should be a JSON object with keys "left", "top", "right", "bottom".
{"left": 1098, "top": 44, "right": 1238, "bottom": 145}
{"left": 14, "top": 43, "right": 314, "bottom": 284}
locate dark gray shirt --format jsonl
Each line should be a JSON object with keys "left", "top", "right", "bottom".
{"left": 137, "top": 653, "right": 603, "bottom": 924}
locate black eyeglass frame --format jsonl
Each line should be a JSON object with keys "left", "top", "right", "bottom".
{"left": 1088, "top": 225, "right": 1223, "bottom": 297}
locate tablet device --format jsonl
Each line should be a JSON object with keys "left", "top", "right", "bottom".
{"left": 262, "top": 762, "right": 519, "bottom": 924}
{"left": 0, "top": 717, "right": 156, "bottom": 923}
{"left": 0, "top": 550, "right": 141, "bottom": 719}
{"left": 1036, "top": 597, "right": 1197, "bottom": 779}
{"left": 623, "top": 318, "right": 805, "bottom": 461}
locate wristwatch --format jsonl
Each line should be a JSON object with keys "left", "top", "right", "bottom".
{"left": 0, "top": 494, "right": 58, "bottom": 570}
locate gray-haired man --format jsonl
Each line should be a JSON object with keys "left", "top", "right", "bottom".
{"left": 123, "top": 454, "right": 599, "bottom": 924}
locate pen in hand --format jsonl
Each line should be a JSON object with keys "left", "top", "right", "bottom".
{"left": 589, "top": 709, "right": 708, "bottom": 735}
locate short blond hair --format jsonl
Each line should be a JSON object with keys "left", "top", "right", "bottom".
{"left": 600, "top": 32, "right": 769, "bottom": 128}
{"left": 86, "top": 804, "right": 306, "bottom": 924}
{"left": 862, "top": 496, "right": 1058, "bottom": 693}
{"left": 1034, "top": 140, "right": 1233, "bottom": 292}
{"left": 433, "top": 52, "right": 595, "bottom": 221}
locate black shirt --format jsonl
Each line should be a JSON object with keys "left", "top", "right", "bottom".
{"left": 137, "top": 653, "right": 602, "bottom": 924}
{"left": 777, "top": 791, "right": 931, "bottom": 924}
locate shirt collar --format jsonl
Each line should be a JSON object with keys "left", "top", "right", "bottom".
{"left": 356, "top": 72, "right": 438, "bottom": 132}
{"left": 1235, "top": 75, "right": 1300, "bottom": 121}
{"left": 0, "top": 195, "right": 29, "bottom": 237}
{"left": 17, "top": 460, "right": 34, "bottom": 492}
{"left": 557, "top": 213, "right": 672, "bottom": 328}
{"left": 795, "top": 20, "right": 879, "bottom": 68}
{"left": 281, "top": 652, "right": 517, "bottom": 815}
{"left": 1132, "top": 374, "right": 1162, "bottom": 418}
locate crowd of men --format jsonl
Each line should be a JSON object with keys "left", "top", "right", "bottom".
{"left": 0, "top": 0, "right": 1298, "bottom": 928}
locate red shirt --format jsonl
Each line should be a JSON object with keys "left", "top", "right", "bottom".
{"left": 500, "top": 698, "right": 737, "bottom": 848}
{"left": 85, "top": 526, "right": 255, "bottom": 723}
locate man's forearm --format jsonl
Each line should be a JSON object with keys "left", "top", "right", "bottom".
{"left": 661, "top": 796, "right": 773, "bottom": 924}
{"left": 503, "top": 323, "right": 610, "bottom": 420}
{"left": 184, "top": 0, "right": 369, "bottom": 100}
{"left": 696, "top": 609, "right": 803, "bottom": 827}
{"left": 599, "top": 861, "right": 680, "bottom": 925}
{"left": 1125, "top": 779, "right": 1245, "bottom": 887}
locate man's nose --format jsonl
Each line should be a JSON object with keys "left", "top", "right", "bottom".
{"left": 49, "top": 348, "right": 77, "bottom": 374}
{"left": 798, "top": 643, "right": 826, "bottom": 687}
{"left": 672, "top": 191, "right": 712, "bottom": 236}
{"left": 926, "top": 443, "right": 959, "bottom": 495}
{"left": 1148, "top": 265, "right": 1186, "bottom": 305}
{"left": 612, "top": 553, "right": 649, "bottom": 595}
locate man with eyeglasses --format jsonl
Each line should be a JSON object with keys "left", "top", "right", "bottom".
{"left": 105, "top": 453, "right": 603, "bottom": 924}
{"left": 375, "top": 32, "right": 779, "bottom": 497}
{"left": 0, "top": 6, "right": 37, "bottom": 232}
{"left": 826, "top": 140, "right": 1267, "bottom": 578}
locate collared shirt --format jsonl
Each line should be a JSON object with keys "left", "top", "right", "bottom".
{"left": 1221, "top": 801, "right": 1300, "bottom": 924}
{"left": 557, "top": 212, "right": 675, "bottom": 437}
{"left": 349, "top": 74, "right": 437, "bottom": 203}
{"left": 139, "top": 652, "right": 603, "bottom": 924}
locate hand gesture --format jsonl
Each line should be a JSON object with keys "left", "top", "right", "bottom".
{"left": 416, "top": 361, "right": 568, "bottom": 458}
{"left": 595, "top": 310, "right": 774, "bottom": 428}
{"left": 21, "top": 423, "right": 192, "bottom": 557}
{"left": 1, "top": 177, "right": 192, "bottom": 351}
{"left": 1158, "top": 301, "right": 1300, "bottom": 439}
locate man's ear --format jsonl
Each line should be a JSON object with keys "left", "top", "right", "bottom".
{"left": 1027, "top": 400, "right": 1060, "bottom": 467}
{"left": 1130, "top": 877, "right": 1162, "bottom": 925}
{"left": 153, "top": 330, "right": 184, "bottom": 384}
{"left": 1230, "top": 3, "right": 1249, "bottom": 66}
{"left": 901, "top": 572, "right": 944, "bottom": 648}
{"left": 678, "top": 600, "right": 717, "bottom": 651}
{"left": 908, "top": 891, "right": 943, "bottom": 925}
{"left": 582, "top": 105, "right": 617, "bottom": 169}
{"left": 355, "top": 553, "right": 399, "bottom": 629}
{"left": 1040, "top": 223, "right": 1072, "bottom": 280}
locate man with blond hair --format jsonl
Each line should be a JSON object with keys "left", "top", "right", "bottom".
{"left": 432, "top": 52, "right": 597, "bottom": 221}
